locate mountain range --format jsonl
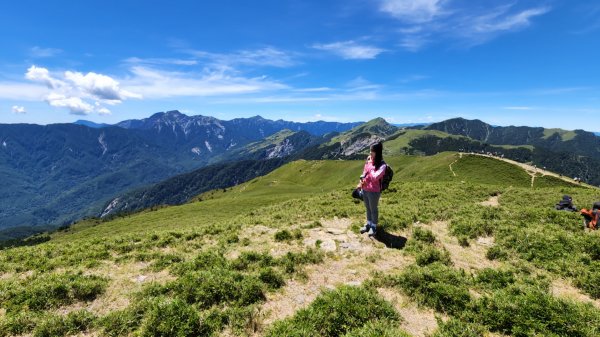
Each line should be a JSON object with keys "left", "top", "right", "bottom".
{"left": 0, "top": 111, "right": 360, "bottom": 237}
{"left": 3, "top": 112, "right": 600, "bottom": 241}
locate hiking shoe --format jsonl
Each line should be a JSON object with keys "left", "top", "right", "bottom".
{"left": 360, "top": 224, "right": 370, "bottom": 234}
{"left": 367, "top": 227, "right": 376, "bottom": 237}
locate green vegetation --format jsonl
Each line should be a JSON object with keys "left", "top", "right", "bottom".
{"left": 544, "top": 128, "right": 578, "bottom": 141}
{"left": 327, "top": 117, "right": 398, "bottom": 146}
{"left": 1, "top": 153, "right": 599, "bottom": 336}
{"left": 266, "top": 286, "right": 402, "bottom": 337}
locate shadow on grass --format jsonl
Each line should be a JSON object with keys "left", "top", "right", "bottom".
{"left": 373, "top": 228, "right": 407, "bottom": 249}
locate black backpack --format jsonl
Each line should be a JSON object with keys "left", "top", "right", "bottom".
{"left": 380, "top": 161, "right": 394, "bottom": 191}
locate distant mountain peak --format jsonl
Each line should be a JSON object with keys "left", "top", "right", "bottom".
{"left": 73, "top": 120, "right": 111, "bottom": 128}
{"left": 364, "top": 117, "right": 390, "bottom": 126}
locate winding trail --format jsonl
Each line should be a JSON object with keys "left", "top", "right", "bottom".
{"left": 466, "top": 153, "right": 593, "bottom": 188}
{"left": 448, "top": 159, "right": 458, "bottom": 177}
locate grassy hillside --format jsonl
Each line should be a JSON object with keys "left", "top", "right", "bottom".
{"left": 383, "top": 129, "right": 462, "bottom": 154}
{"left": 327, "top": 118, "right": 398, "bottom": 146}
{"left": 543, "top": 128, "right": 578, "bottom": 141}
{"left": 1, "top": 154, "right": 599, "bottom": 337}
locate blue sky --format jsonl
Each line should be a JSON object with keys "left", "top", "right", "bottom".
{"left": 1, "top": 0, "right": 599, "bottom": 130}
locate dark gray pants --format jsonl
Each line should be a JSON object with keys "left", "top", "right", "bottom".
{"left": 363, "top": 191, "right": 381, "bottom": 227}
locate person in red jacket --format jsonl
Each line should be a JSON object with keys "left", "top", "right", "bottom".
{"left": 358, "top": 142, "right": 387, "bottom": 237}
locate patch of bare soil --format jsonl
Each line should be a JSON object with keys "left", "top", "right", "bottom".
{"left": 479, "top": 195, "right": 500, "bottom": 207}
{"left": 377, "top": 288, "right": 441, "bottom": 337}
{"left": 551, "top": 279, "right": 600, "bottom": 309}
{"left": 425, "top": 221, "right": 499, "bottom": 271}
{"left": 57, "top": 261, "right": 175, "bottom": 316}
{"left": 258, "top": 218, "right": 413, "bottom": 330}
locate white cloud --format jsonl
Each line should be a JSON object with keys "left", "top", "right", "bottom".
{"left": 123, "top": 66, "right": 287, "bottom": 99}
{"left": 503, "top": 106, "right": 534, "bottom": 110}
{"left": 25, "top": 65, "right": 64, "bottom": 89}
{"left": 124, "top": 57, "right": 198, "bottom": 66}
{"left": 294, "top": 87, "right": 333, "bottom": 92}
{"left": 11, "top": 105, "right": 26, "bottom": 114}
{"left": 380, "top": 0, "right": 447, "bottom": 23}
{"left": 186, "top": 47, "right": 297, "bottom": 68}
{"left": 312, "top": 41, "right": 386, "bottom": 59}
{"left": 45, "top": 93, "right": 94, "bottom": 115}
{"left": 346, "top": 76, "right": 382, "bottom": 91}
{"left": 29, "top": 46, "right": 63, "bottom": 58}
{"left": 380, "top": 1, "right": 551, "bottom": 50}
{"left": 398, "top": 74, "right": 429, "bottom": 83}
{"left": 471, "top": 7, "right": 550, "bottom": 34}
{"left": 64, "top": 70, "right": 141, "bottom": 102}
{"left": 24, "top": 65, "right": 141, "bottom": 115}
{"left": 97, "top": 107, "right": 112, "bottom": 115}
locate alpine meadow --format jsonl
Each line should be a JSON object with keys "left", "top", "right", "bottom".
{"left": 2, "top": 148, "right": 600, "bottom": 336}
{"left": 2, "top": 1, "right": 600, "bottom": 336}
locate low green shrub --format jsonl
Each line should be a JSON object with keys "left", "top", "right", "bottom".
{"left": 412, "top": 227, "right": 436, "bottom": 244}
{"left": 277, "top": 249, "right": 323, "bottom": 274}
{"left": 342, "top": 320, "right": 411, "bottom": 337}
{"left": 485, "top": 245, "right": 509, "bottom": 261}
{"left": 32, "top": 310, "right": 96, "bottom": 337}
{"left": 231, "top": 251, "right": 274, "bottom": 271}
{"left": 473, "top": 268, "right": 516, "bottom": 291}
{"left": 170, "top": 251, "right": 227, "bottom": 275}
{"left": 259, "top": 267, "right": 285, "bottom": 289}
{"left": 137, "top": 298, "right": 207, "bottom": 337}
{"left": 0, "top": 311, "right": 40, "bottom": 337}
{"left": 170, "top": 269, "right": 265, "bottom": 308}
{"left": 266, "top": 286, "right": 399, "bottom": 337}
{"left": 98, "top": 300, "right": 149, "bottom": 337}
{"left": 149, "top": 253, "right": 183, "bottom": 272}
{"left": 381, "top": 263, "right": 471, "bottom": 315}
{"left": 415, "top": 246, "right": 452, "bottom": 266}
{"left": 574, "top": 263, "right": 600, "bottom": 299}
{"left": 467, "top": 284, "right": 600, "bottom": 337}
{"left": 432, "top": 317, "right": 487, "bottom": 337}
{"left": 274, "top": 229, "right": 293, "bottom": 241}
{"left": 0, "top": 272, "right": 108, "bottom": 313}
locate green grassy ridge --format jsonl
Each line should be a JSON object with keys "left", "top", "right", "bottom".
{"left": 452, "top": 155, "right": 531, "bottom": 186}
{"left": 53, "top": 153, "right": 577, "bottom": 241}
{"left": 544, "top": 128, "right": 578, "bottom": 141}
{"left": 327, "top": 117, "right": 398, "bottom": 146}
{"left": 383, "top": 129, "right": 467, "bottom": 155}
{"left": 2, "top": 154, "right": 597, "bottom": 336}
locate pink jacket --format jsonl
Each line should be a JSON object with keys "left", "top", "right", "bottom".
{"left": 361, "top": 159, "right": 387, "bottom": 192}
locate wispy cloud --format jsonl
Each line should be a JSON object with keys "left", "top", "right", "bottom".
{"left": 294, "top": 87, "right": 333, "bottom": 93}
{"left": 11, "top": 105, "right": 26, "bottom": 114}
{"left": 503, "top": 106, "right": 534, "bottom": 110}
{"left": 379, "top": 1, "right": 551, "bottom": 50}
{"left": 346, "top": 76, "right": 383, "bottom": 91}
{"left": 312, "top": 40, "right": 386, "bottom": 59}
{"left": 185, "top": 47, "right": 297, "bottom": 68}
{"left": 124, "top": 57, "right": 198, "bottom": 66}
{"left": 380, "top": 0, "right": 447, "bottom": 23}
{"left": 122, "top": 66, "right": 288, "bottom": 99}
{"left": 29, "top": 46, "right": 63, "bottom": 58}
{"left": 398, "top": 74, "right": 429, "bottom": 83}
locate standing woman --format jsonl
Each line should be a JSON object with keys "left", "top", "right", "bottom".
{"left": 358, "top": 142, "right": 387, "bottom": 237}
